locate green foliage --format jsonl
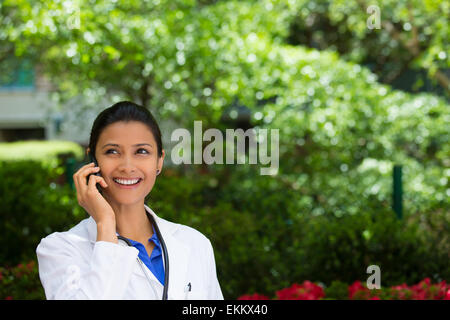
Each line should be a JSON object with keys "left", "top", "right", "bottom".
{"left": 0, "top": 160, "right": 86, "bottom": 266}
{"left": 324, "top": 280, "right": 349, "bottom": 300}
{"left": 148, "top": 170, "right": 300, "bottom": 298}
{"left": 288, "top": 0, "right": 450, "bottom": 94}
{"left": 297, "top": 207, "right": 449, "bottom": 287}
{"left": 0, "top": 0, "right": 448, "bottom": 300}
{"left": 147, "top": 168, "right": 449, "bottom": 299}
{"left": 2, "top": 1, "right": 448, "bottom": 179}
{"left": 0, "top": 161, "right": 448, "bottom": 299}
{"left": 0, "top": 260, "right": 45, "bottom": 300}
{"left": 0, "top": 140, "right": 84, "bottom": 162}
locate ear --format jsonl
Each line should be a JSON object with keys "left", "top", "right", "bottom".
{"left": 86, "top": 148, "right": 90, "bottom": 156}
{"left": 157, "top": 149, "right": 165, "bottom": 172}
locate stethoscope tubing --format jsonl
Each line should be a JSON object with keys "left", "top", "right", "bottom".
{"left": 117, "top": 212, "right": 169, "bottom": 300}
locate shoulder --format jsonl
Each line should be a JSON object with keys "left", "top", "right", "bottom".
{"left": 164, "top": 219, "right": 213, "bottom": 251}
{"left": 177, "top": 224, "right": 211, "bottom": 244}
{"left": 36, "top": 218, "right": 93, "bottom": 253}
{"left": 147, "top": 204, "right": 213, "bottom": 250}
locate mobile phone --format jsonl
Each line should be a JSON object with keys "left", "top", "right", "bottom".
{"left": 87, "top": 152, "right": 103, "bottom": 193}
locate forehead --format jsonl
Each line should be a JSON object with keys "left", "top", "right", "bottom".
{"left": 97, "top": 121, "right": 155, "bottom": 145}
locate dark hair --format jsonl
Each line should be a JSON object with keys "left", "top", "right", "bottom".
{"left": 88, "top": 101, "right": 163, "bottom": 158}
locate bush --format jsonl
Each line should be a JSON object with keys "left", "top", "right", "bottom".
{"left": 237, "top": 278, "right": 450, "bottom": 300}
{"left": 0, "top": 140, "right": 83, "bottom": 162}
{"left": 0, "top": 160, "right": 448, "bottom": 299}
{"left": 0, "top": 160, "right": 86, "bottom": 266}
{"left": 149, "top": 167, "right": 307, "bottom": 299}
{"left": 348, "top": 278, "right": 450, "bottom": 300}
{"left": 322, "top": 280, "right": 349, "bottom": 300}
{"left": 0, "top": 260, "right": 45, "bottom": 300}
{"left": 147, "top": 167, "right": 450, "bottom": 299}
{"left": 296, "top": 207, "right": 450, "bottom": 287}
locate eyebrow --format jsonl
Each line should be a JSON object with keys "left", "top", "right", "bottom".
{"left": 101, "top": 143, "right": 154, "bottom": 149}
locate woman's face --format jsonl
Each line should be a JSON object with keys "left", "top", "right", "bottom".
{"left": 89, "top": 121, "right": 164, "bottom": 206}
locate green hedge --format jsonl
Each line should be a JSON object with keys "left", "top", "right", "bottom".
{"left": 0, "top": 261, "right": 45, "bottom": 300}
{"left": 149, "top": 166, "right": 450, "bottom": 299}
{"left": 0, "top": 140, "right": 84, "bottom": 162}
{"left": 0, "top": 160, "right": 448, "bottom": 299}
{"left": 0, "top": 160, "right": 85, "bottom": 266}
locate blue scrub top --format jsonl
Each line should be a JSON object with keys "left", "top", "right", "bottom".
{"left": 117, "top": 224, "right": 165, "bottom": 285}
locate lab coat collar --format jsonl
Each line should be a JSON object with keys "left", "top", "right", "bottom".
{"left": 85, "top": 204, "right": 190, "bottom": 300}
{"left": 85, "top": 204, "right": 179, "bottom": 242}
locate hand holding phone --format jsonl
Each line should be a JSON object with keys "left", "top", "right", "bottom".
{"left": 73, "top": 154, "right": 115, "bottom": 226}
{"left": 87, "top": 153, "right": 103, "bottom": 193}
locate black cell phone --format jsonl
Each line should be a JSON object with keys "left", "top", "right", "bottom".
{"left": 87, "top": 152, "right": 103, "bottom": 193}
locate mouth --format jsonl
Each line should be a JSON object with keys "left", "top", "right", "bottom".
{"left": 113, "top": 178, "right": 143, "bottom": 189}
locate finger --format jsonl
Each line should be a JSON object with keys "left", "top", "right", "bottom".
{"left": 73, "top": 165, "right": 91, "bottom": 198}
{"left": 88, "top": 174, "right": 108, "bottom": 192}
{"left": 77, "top": 166, "right": 101, "bottom": 194}
{"left": 75, "top": 162, "right": 96, "bottom": 174}
{"left": 87, "top": 174, "right": 100, "bottom": 193}
{"left": 73, "top": 171, "right": 79, "bottom": 196}
{"left": 96, "top": 175, "right": 108, "bottom": 188}
{"left": 73, "top": 162, "right": 95, "bottom": 186}
{"left": 100, "top": 176, "right": 108, "bottom": 188}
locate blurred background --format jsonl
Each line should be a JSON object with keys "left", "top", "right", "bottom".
{"left": 0, "top": 0, "right": 448, "bottom": 300}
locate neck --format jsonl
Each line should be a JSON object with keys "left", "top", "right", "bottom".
{"left": 109, "top": 200, "right": 153, "bottom": 242}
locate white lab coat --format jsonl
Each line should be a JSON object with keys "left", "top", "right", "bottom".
{"left": 36, "top": 204, "right": 224, "bottom": 300}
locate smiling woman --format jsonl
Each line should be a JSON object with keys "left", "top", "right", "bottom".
{"left": 35, "top": 101, "right": 224, "bottom": 300}
{"left": 88, "top": 120, "right": 162, "bottom": 210}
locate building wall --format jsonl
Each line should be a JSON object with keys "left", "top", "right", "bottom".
{"left": 0, "top": 67, "right": 92, "bottom": 144}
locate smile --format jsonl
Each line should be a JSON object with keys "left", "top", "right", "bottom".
{"left": 113, "top": 178, "right": 142, "bottom": 188}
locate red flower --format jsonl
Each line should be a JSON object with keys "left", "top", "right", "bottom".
{"left": 237, "top": 277, "right": 450, "bottom": 301}
{"left": 409, "top": 278, "right": 434, "bottom": 299}
{"left": 430, "top": 280, "right": 449, "bottom": 300}
{"left": 445, "top": 289, "right": 450, "bottom": 300}
{"left": 391, "top": 283, "right": 408, "bottom": 290}
{"left": 390, "top": 283, "right": 412, "bottom": 300}
{"left": 388, "top": 278, "right": 450, "bottom": 300}
{"left": 422, "top": 278, "right": 431, "bottom": 286}
{"left": 276, "top": 281, "right": 325, "bottom": 300}
{"left": 349, "top": 281, "right": 368, "bottom": 299}
{"left": 237, "top": 293, "right": 270, "bottom": 300}
{"left": 348, "top": 280, "right": 381, "bottom": 300}
{"left": 26, "top": 261, "right": 35, "bottom": 272}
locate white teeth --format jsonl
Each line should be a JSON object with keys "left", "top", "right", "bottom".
{"left": 114, "top": 178, "right": 140, "bottom": 185}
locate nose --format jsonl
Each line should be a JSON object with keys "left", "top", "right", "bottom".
{"left": 116, "top": 155, "right": 137, "bottom": 173}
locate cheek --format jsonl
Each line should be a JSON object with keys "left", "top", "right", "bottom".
{"left": 142, "top": 177, "right": 157, "bottom": 196}
{"left": 144, "top": 174, "right": 157, "bottom": 188}
{"left": 98, "top": 164, "right": 113, "bottom": 179}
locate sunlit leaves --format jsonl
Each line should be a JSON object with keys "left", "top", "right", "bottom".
{"left": 1, "top": 0, "right": 448, "bottom": 218}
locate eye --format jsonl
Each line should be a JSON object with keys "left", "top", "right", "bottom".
{"left": 105, "top": 148, "right": 150, "bottom": 154}
{"left": 137, "top": 148, "right": 150, "bottom": 154}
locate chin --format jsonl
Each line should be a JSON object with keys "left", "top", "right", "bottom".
{"left": 107, "top": 193, "right": 145, "bottom": 206}
{"left": 117, "top": 196, "right": 145, "bottom": 205}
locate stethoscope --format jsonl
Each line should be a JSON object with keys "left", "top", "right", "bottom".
{"left": 117, "top": 211, "right": 169, "bottom": 300}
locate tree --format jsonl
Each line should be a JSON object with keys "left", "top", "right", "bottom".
{"left": 287, "top": 0, "right": 450, "bottom": 96}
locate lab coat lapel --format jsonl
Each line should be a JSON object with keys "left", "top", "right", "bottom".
{"left": 85, "top": 205, "right": 191, "bottom": 300}
{"left": 144, "top": 205, "right": 191, "bottom": 300}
